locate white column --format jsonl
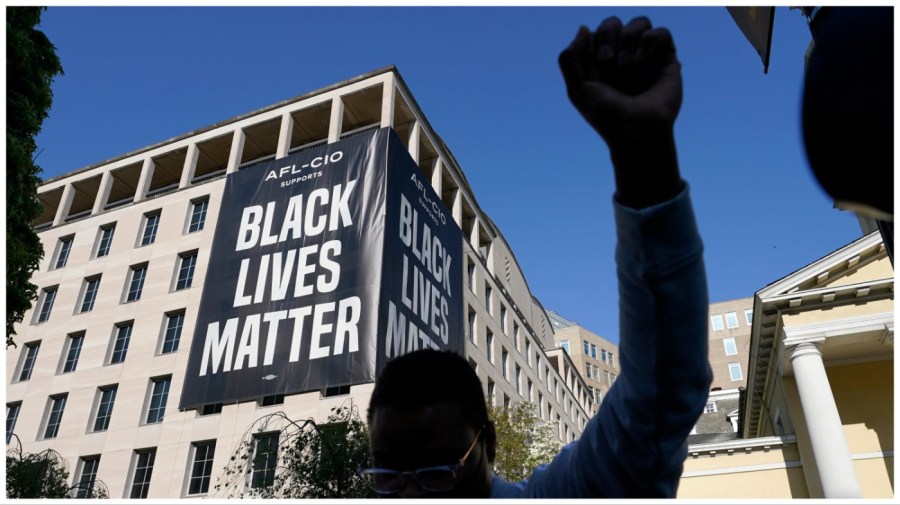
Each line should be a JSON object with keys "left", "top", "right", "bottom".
{"left": 431, "top": 158, "right": 443, "bottom": 196}
{"left": 179, "top": 144, "right": 199, "bottom": 188}
{"left": 133, "top": 158, "right": 155, "bottom": 203}
{"left": 407, "top": 121, "right": 420, "bottom": 164}
{"left": 276, "top": 113, "right": 294, "bottom": 158}
{"left": 380, "top": 75, "right": 395, "bottom": 128}
{"left": 92, "top": 171, "right": 113, "bottom": 215}
{"left": 785, "top": 340, "right": 862, "bottom": 498}
{"left": 328, "top": 97, "right": 344, "bottom": 143}
{"left": 226, "top": 129, "right": 245, "bottom": 174}
{"left": 53, "top": 184, "right": 74, "bottom": 226}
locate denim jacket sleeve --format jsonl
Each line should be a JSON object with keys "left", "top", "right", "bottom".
{"left": 491, "top": 184, "right": 712, "bottom": 498}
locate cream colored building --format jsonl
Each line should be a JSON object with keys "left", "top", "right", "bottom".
{"left": 6, "top": 67, "right": 592, "bottom": 499}
{"left": 679, "top": 230, "right": 893, "bottom": 498}
{"left": 547, "top": 310, "right": 619, "bottom": 412}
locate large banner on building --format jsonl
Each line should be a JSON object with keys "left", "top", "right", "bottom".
{"left": 179, "top": 127, "right": 462, "bottom": 410}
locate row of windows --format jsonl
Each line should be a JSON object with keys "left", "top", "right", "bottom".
{"left": 15, "top": 311, "right": 185, "bottom": 382}
{"left": 556, "top": 339, "right": 617, "bottom": 369}
{"left": 710, "top": 309, "right": 753, "bottom": 331}
{"left": 584, "top": 363, "right": 617, "bottom": 387}
{"left": 48, "top": 198, "right": 208, "bottom": 271}
{"left": 34, "top": 251, "right": 197, "bottom": 324}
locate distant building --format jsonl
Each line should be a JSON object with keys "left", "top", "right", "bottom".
{"left": 707, "top": 297, "right": 754, "bottom": 391}
{"left": 548, "top": 310, "right": 619, "bottom": 412}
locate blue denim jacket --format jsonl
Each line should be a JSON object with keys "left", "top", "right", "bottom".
{"left": 492, "top": 185, "right": 712, "bottom": 498}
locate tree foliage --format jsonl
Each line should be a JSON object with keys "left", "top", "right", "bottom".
{"left": 6, "top": 6, "right": 64, "bottom": 348}
{"left": 488, "top": 401, "right": 563, "bottom": 483}
{"left": 6, "top": 436, "right": 108, "bottom": 498}
{"left": 217, "top": 401, "right": 374, "bottom": 499}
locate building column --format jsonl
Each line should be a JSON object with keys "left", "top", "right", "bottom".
{"left": 276, "top": 113, "right": 294, "bottom": 159}
{"left": 179, "top": 144, "right": 199, "bottom": 188}
{"left": 92, "top": 171, "right": 113, "bottom": 215}
{"left": 328, "top": 97, "right": 344, "bottom": 143}
{"left": 52, "top": 184, "right": 74, "bottom": 226}
{"left": 226, "top": 129, "right": 245, "bottom": 174}
{"left": 380, "top": 76, "right": 395, "bottom": 128}
{"left": 133, "top": 158, "right": 155, "bottom": 203}
{"left": 784, "top": 339, "right": 862, "bottom": 498}
{"left": 407, "top": 121, "right": 420, "bottom": 164}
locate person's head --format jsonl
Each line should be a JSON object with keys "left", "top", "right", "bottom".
{"left": 363, "top": 349, "right": 496, "bottom": 498}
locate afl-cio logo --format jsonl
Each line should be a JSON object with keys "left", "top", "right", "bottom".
{"left": 264, "top": 151, "right": 344, "bottom": 182}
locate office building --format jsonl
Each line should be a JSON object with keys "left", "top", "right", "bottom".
{"left": 548, "top": 310, "right": 619, "bottom": 412}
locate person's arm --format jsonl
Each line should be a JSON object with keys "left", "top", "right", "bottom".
{"left": 499, "top": 16, "right": 711, "bottom": 498}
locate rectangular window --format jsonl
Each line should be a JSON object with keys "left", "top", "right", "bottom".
{"left": 251, "top": 432, "right": 279, "bottom": 489}
{"left": 110, "top": 322, "right": 132, "bottom": 364}
{"left": 96, "top": 223, "right": 115, "bottom": 258}
{"left": 711, "top": 314, "right": 725, "bottom": 331}
{"left": 745, "top": 309, "right": 754, "bottom": 325}
{"left": 175, "top": 252, "right": 197, "bottom": 290}
{"left": 130, "top": 448, "right": 156, "bottom": 498}
{"left": 61, "top": 332, "right": 85, "bottom": 374}
{"left": 140, "top": 211, "right": 161, "bottom": 246}
{"left": 37, "top": 287, "right": 57, "bottom": 323}
{"left": 584, "top": 364, "right": 592, "bottom": 379}
{"left": 17, "top": 341, "right": 40, "bottom": 381}
{"left": 468, "top": 308, "right": 476, "bottom": 343}
{"left": 583, "top": 340, "right": 589, "bottom": 355}
{"left": 525, "top": 340, "right": 532, "bottom": 366}
{"left": 559, "top": 340, "right": 569, "bottom": 354}
{"left": 725, "top": 312, "right": 739, "bottom": 329}
{"left": 74, "top": 456, "right": 100, "bottom": 498}
{"left": 7, "top": 402, "right": 21, "bottom": 444}
{"left": 515, "top": 365, "right": 521, "bottom": 394}
{"left": 486, "top": 331, "right": 493, "bottom": 363}
{"left": 601, "top": 348, "right": 607, "bottom": 363}
{"left": 92, "top": 385, "right": 117, "bottom": 432}
{"left": 590, "top": 344, "right": 597, "bottom": 359}
{"left": 79, "top": 276, "right": 101, "bottom": 313}
{"left": 593, "top": 364, "right": 600, "bottom": 380}
{"left": 467, "top": 262, "right": 475, "bottom": 292}
{"left": 53, "top": 236, "right": 74, "bottom": 269}
{"left": 261, "top": 393, "right": 286, "bottom": 406}
{"left": 188, "top": 198, "right": 209, "bottom": 233}
{"left": 43, "top": 394, "right": 68, "bottom": 439}
{"left": 145, "top": 377, "right": 171, "bottom": 424}
{"left": 728, "top": 362, "right": 743, "bottom": 381}
{"left": 723, "top": 337, "right": 738, "bottom": 356}
{"left": 161, "top": 310, "right": 185, "bottom": 354}
{"left": 487, "top": 380, "right": 495, "bottom": 404}
{"left": 126, "top": 264, "right": 148, "bottom": 302}
{"left": 609, "top": 353, "right": 615, "bottom": 369}
{"left": 527, "top": 379, "right": 533, "bottom": 402}
{"left": 199, "top": 403, "right": 223, "bottom": 416}
{"left": 705, "top": 401, "right": 717, "bottom": 414}
{"left": 500, "top": 305, "right": 507, "bottom": 333}
{"left": 322, "top": 385, "right": 349, "bottom": 397}
{"left": 485, "top": 285, "right": 492, "bottom": 314}
{"left": 188, "top": 441, "right": 216, "bottom": 495}
{"left": 501, "top": 348, "right": 509, "bottom": 379}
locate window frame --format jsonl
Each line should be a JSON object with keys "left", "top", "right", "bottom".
{"left": 710, "top": 314, "right": 725, "bottom": 331}
{"left": 7, "top": 402, "right": 22, "bottom": 444}
{"left": 139, "top": 211, "right": 161, "bottom": 246}
{"left": 728, "top": 362, "right": 744, "bottom": 381}
{"left": 79, "top": 276, "right": 102, "bottom": 313}
{"left": 109, "top": 321, "right": 133, "bottom": 364}
{"left": 723, "top": 337, "right": 738, "bottom": 356}
{"left": 186, "top": 440, "right": 216, "bottom": 496}
{"left": 249, "top": 432, "right": 280, "bottom": 489}
{"left": 125, "top": 263, "right": 148, "bottom": 302}
{"left": 53, "top": 235, "right": 75, "bottom": 270}
{"left": 144, "top": 376, "right": 171, "bottom": 424}
{"left": 95, "top": 223, "right": 116, "bottom": 258}
{"left": 36, "top": 286, "right": 58, "bottom": 323}
{"left": 705, "top": 401, "right": 718, "bottom": 414}
{"left": 590, "top": 343, "right": 597, "bottom": 359}
{"left": 725, "top": 312, "right": 739, "bottom": 329}
{"left": 160, "top": 310, "right": 185, "bottom": 354}
{"left": 73, "top": 456, "right": 101, "bottom": 498}
{"left": 745, "top": 309, "right": 754, "bottom": 325}
{"left": 128, "top": 448, "right": 157, "bottom": 499}
{"left": 16, "top": 341, "right": 41, "bottom": 382}
{"left": 92, "top": 385, "right": 118, "bottom": 432}
{"left": 187, "top": 197, "right": 209, "bottom": 234}
{"left": 43, "top": 394, "right": 68, "bottom": 439}
{"left": 60, "top": 332, "right": 85, "bottom": 374}
{"left": 174, "top": 251, "right": 198, "bottom": 291}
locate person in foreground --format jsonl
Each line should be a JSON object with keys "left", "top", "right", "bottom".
{"left": 360, "top": 15, "right": 713, "bottom": 498}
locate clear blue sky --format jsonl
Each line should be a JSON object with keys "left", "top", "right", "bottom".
{"left": 34, "top": 6, "right": 865, "bottom": 343}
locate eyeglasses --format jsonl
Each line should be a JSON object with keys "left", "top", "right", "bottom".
{"left": 357, "top": 426, "right": 484, "bottom": 495}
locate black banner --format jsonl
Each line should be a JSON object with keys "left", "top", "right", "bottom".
{"left": 179, "top": 127, "right": 462, "bottom": 410}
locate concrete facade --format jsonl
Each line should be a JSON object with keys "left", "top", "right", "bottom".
{"left": 6, "top": 67, "right": 592, "bottom": 498}
{"left": 547, "top": 310, "right": 619, "bottom": 413}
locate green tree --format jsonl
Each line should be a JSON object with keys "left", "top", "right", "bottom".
{"left": 6, "top": 435, "right": 109, "bottom": 498}
{"left": 488, "top": 401, "right": 563, "bottom": 482}
{"left": 217, "top": 400, "right": 374, "bottom": 498}
{"left": 6, "top": 6, "right": 64, "bottom": 348}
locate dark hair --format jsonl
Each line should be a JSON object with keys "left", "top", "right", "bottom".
{"left": 368, "top": 349, "right": 488, "bottom": 429}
